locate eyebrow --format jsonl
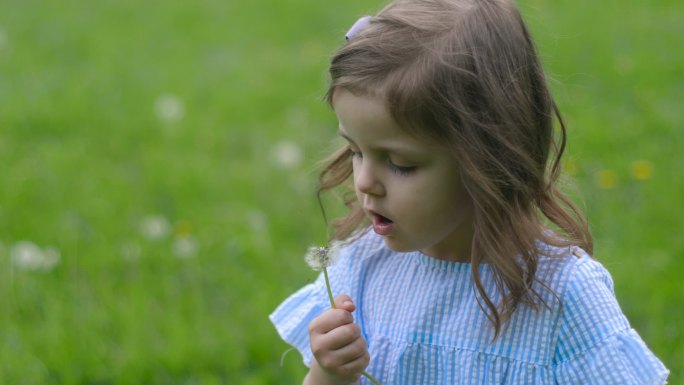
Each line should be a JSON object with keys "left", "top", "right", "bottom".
{"left": 338, "top": 130, "right": 425, "bottom": 157}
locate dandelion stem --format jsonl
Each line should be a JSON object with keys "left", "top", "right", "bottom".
{"left": 362, "top": 371, "right": 382, "bottom": 384}
{"left": 322, "top": 267, "right": 381, "bottom": 385}
{"left": 323, "top": 267, "right": 336, "bottom": 309}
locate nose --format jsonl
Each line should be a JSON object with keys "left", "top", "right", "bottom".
{"left": 354, "top": 161, "right": 385, "bottom": 197}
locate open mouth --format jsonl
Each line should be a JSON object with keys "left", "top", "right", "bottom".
{"left": 371, "top": 212, "right": 394, "bottom": 236}
{"left": 374, "top": 213, "right": 393, "bottom": 225}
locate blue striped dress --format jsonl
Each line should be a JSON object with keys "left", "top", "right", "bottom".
{"left": 270, "top": 231, "right": 669, "bottom": 384}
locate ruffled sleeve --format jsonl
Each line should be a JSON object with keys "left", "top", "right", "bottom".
{"left": 269, "top": 243, "right": 357, "bottom": 366}
{"left": 552, "top": 255, "right": 669, "bottom": 384}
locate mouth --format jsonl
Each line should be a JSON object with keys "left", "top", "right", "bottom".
{"left": 369, "top": 210, "right": 394, "bottom": 236}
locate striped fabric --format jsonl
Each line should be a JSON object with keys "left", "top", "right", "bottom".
{"left": 270, "top": 231, "right": 669, "bottom": 384}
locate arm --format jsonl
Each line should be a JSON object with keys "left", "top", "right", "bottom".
{"left": 303, "top": 295, "right": 369, "bottom": 385}
{"left": 552, "top": 255, "right": 669, "bottom": 383}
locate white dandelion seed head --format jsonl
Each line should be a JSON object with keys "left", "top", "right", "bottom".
{"left": 10, "top": 241, "right": 43, "bottom": 270}
{"left": 173, "top": 234, "right": 199, "bottom": 259}
{"left": 140, "top": 215, "right": 171, "bottom": 241}
{"left": 10, "top": 241, "right": 60, "bottom": 271}
{"left": 305, "top": 246, "right": 329, "bottom": 271}
{"left": 273, "top": 140, "right": 303, "bottom": 169}
{"left": 154, "top": 93, "right": 185, "bottom": 123}
{"left": 304, "top": 241, "right": 343, "bottom": 271}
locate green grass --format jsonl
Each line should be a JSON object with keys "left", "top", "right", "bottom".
{"left": 0, "top": 0, "right": 681, "bottom": 383}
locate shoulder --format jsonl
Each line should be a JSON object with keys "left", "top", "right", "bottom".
{"left": 551, "top": 247, "right": 620, "bottom": 313}
{"left": 536, "top": 244, "right": 622, "bottom": 323}
{"left": 532, "top": 244, "right": 627, "bottom": 339}
{"left": 534, "top": 243, "right": 613, "bottom": 297}
{"left": 549, "top": 248, "right": 633, "bottom": 360}
{"left": 548, "top": 249, "right": 671, "bottom": 383}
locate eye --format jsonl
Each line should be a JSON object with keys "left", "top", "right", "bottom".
{"left": 388, "top": 159, "right": 416, "bottom": 176}
{"left": 347, "top": 146, "right": 362, "bottom": 158}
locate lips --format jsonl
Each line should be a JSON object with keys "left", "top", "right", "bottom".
{"left": 369, "top": 210, "right": 394, "bottom": 236}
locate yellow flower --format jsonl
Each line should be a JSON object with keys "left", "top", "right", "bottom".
{"left": 631, "top": 160, "right": 653, "bottom": 181}
{"left": 175, "top": 220, "right": 193, "bottom": 236}
{"left": 564, "top": 159, "right": 578, "bottom": 176}
{"left": 596, "top": 169, "right": 617, "bottom": 189}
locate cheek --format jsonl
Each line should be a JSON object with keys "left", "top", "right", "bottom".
{"left": 420, "top": 177, "right": 469, "bottom": 214}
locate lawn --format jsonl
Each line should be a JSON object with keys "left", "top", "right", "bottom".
{"left": 0, "top": 0, "right": 681, "bottom": 383}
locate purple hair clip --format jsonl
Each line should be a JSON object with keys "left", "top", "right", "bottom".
{"left": 345, "top": 16, "right": 372, "bottom": 41}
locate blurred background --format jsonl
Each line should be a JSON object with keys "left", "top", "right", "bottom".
{"left": 0, "top": 0, "right": 681, "bottom": 383}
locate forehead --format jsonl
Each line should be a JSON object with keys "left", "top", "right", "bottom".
{"left": 333, "top": 89, "right": 391, "bottom": 128}
{"left": 333, "top": 89, "right": 425, "bottom": 151}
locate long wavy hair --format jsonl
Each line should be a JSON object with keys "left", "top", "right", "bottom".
{"left": 317, "top": 0, "right": 592, "bottom": 338}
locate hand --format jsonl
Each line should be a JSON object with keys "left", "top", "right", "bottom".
{"left": 307, "top": 294, "right": 370, "bottom": 384}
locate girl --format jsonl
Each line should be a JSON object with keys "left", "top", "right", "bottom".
{"left": 271, "top": 0, "right": 669, "bottom": 383}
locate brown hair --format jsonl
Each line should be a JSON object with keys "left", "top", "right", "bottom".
{"left": 317, "top": 0, "right": 592, "bottom": 338}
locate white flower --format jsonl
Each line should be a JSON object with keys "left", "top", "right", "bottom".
{"left": 154, "top": 94, "right": 185, "bottom": 123}
{"left": 304, "top": 241, "right": 342, "bottom": 271}
{"left": 272, "top": 140, "right": 303, "bottom": 169}
{"left": 10, "top": 241, "right": 60, "bottom": 271}
{"left": 173, "top": 234, "right": 199, "bottom": 259}
{"left": 139, "top": 215, "right": 171, "bottom": 240}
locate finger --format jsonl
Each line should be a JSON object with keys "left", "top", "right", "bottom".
{"left": 333, "top": 294, "right": 356, "bottom": 312}
{"left": 320, "top": 322, "right": 363, "bottom": 350}
{"left": 339, "top": 350, "right": 371, "bottom": 379}
{"left": 329, "top": 341, "right": 371, "bottom": 380}
{"left": 317, "top": 336, "right": 369, "bottom": 375}
{"left": 309, "top": 308, "right": 353, "bottom": 334}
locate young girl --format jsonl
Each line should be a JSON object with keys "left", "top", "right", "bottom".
{"left": 270, "top": 0, "right": 669, "bottom": 383}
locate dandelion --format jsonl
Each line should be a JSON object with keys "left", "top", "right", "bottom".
{"left": 563, "top": 159, "right": 578, "bottom": 176}
{"left": 10, "top": 241, "right": 60, "bottom": 271}
{"left": 595, "top": 169, "right": 617, "bottom": 190}
{"left": 140, "top": 215, "right": 171, "bottom": 241}
{"left": 304, "top": 243, "right": 382, "bottom": 385}
{"left": 305, "top": 245, "right": 339, "bottom": 307}
{"left": 631, "top": 160, "right": 653, "bottom": 181}
{"left": 273, "top": 140, "right": 304, "bottom": 169}
{"left": 173, "top": 234, "right": 199, "bottom": 259}
{"left": 304, "top": 244, "right": 340, "bottom": 272}
{"left": 154, "top": 93, "right": 185, "bottom": 123}
{"left": 174, "top": 220, "right": 193, "bottom": 235}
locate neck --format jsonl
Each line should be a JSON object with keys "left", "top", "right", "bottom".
{"left": 420, "top": 222, "right": 475, "bottom": 263}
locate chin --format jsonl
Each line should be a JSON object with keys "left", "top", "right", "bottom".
{"left": 382, "top": 237, "right": 418, "bottom": 253}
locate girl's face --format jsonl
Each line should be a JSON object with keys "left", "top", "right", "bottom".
{"left": 333, "top": 89, "right": 474, "bottom": 262}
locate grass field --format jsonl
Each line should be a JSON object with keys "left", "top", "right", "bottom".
{"left": 1, "top": 0, "right": 682, "bottom": 383}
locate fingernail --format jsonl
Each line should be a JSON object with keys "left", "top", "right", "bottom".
{"left": 343, "top": 300, "right": 353, "bottom": 307}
